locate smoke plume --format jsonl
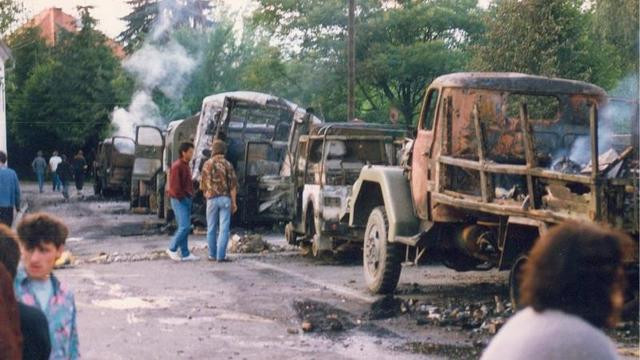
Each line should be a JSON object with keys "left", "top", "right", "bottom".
{"left": 111, "top": 0, "right": 202, "bottom": 139}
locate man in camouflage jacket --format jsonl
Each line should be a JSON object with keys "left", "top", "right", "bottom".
{"left": 200, "top": 140, "right": 238, "bottom": 262}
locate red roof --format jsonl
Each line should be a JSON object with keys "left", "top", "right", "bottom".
{"left": 25, "top": 7, "right": 125, "bottom": 59}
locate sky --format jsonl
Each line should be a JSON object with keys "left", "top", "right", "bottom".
{"left": 21, "top": 0, "right": 491, "bottom": 40}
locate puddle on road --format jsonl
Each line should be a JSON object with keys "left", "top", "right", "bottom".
{"left": 93, "top": 296, "right": 171, "bottom": 310}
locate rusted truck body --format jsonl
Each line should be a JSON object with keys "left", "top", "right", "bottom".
{"left": 284, "top": 123, "right": 407, "bottom": 255}
{"left": 348, "top": 72, "right": 639, "bottom": 303}
{"left": 93, "top": 136, "right": 136, "bottom": 197}
{"left": 158, "top": 114, "right": 200, "bottom": 220}
{"left": 191, "top": 91, "right": 321, "bottom": 226}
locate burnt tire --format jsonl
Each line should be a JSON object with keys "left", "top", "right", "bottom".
{"left": 509, "top": 254, "right": 528, "bottom": 309}
{"left": 363, "top": 206, "right": 402, "bottom": 294}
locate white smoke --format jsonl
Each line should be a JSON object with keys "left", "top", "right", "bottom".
{"left": 111, "top": 0, "right": 202, "bottom": 139}
{"left": 554, "top": 73, "right": 639, "bottom": 167}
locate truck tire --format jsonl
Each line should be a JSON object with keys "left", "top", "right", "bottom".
{"left": 509, "top": 254, "right": 528, "bottom": 309}
{"left": 363, "top": 206, "right": 402, "bottom": 294}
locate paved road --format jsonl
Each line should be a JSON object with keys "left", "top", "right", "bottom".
{"left": 22, "top": 183, "right": 639, "bottom": 359}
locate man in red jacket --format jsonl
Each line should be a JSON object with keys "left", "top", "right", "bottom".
{"left": 166, "top": 142, "right": 199, "bottom": 261}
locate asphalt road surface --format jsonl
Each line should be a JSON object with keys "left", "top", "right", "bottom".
{"left": 20, "top": 183, "right": 639, "bottom": 360}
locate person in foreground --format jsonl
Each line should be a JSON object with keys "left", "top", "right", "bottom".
{"left": 481, "top": 221, "right": 632, "bottom": 360}
{"left": 200, "top": 140, "right": 238, "bottom": 262}
{"left": 166, "top": 142, "right": 199, "bottom": 261}
{"left": 0, "top": 224, "right": 51, "bottom": 360}
{"left": 14, "top": 213, "right": 79, "bottom": 359}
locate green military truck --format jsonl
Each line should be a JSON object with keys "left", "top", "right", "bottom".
{"left": 347, "top": 73, "right": 639, "bottom": 305}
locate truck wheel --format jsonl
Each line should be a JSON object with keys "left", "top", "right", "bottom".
{"left": 509, "top": 254, "right": 528, "bottom": 309}
{"left": 363, "top": 206, "right": 402, "bottom": 294}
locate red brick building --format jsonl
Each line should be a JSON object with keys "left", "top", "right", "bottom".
{"left": 26, "top": 7, "right": 125, "bottom": 58}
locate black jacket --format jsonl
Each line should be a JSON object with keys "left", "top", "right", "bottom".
{"left": 19, "top": 302, "right": 51, "bottom": 360}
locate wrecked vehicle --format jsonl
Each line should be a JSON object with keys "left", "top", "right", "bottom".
{"left": 93, "top": 136, "right": 136, "bottom": 197}
{"left": 284, "top": 123, "right": 407, "bottom": 256}
{"left": 191, "top": 91, "right": 321, "bottom": 226}
{"left": 347, "top": 72, "right": 639, "bottom": 304}
{"left": 130, "top": 125, "right": 165, "bottom": 213}
{"left": 158, "top": 113, "right": 199, "bottom": 220}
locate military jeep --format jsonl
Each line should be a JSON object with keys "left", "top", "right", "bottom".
{"left": 284, "top": 123, "right": 407, "bottom": 256}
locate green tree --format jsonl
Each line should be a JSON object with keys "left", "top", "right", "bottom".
{"left": 252, "top": 0, "right": 482, "bottom": 124}
{"left": 9, "top": 8, "right": 123, "bottom": 169}
{"left": 592, "top": 0, "right": 639, "bottom": 74}
{"left": 119, "top": 0, "right": 213, "bottom": 53}
{"left": 472, "top": 0, "right": 621, "bottom": 89}
{"left": 0, "top": 0, "right": 24, "bottom": 35}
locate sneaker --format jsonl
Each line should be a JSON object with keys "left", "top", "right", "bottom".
{"left": 207, "top": 256, "right": 217, "bottom": 262}
{"left": 166, "top": 249, "right": 182, "bottom": 261}
{"left": 181, "top": 254, "right": 200, "bottom": 262}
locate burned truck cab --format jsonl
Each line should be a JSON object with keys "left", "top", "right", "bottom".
{"left": 93, "top": 136, "right": 136, "bottom": 197}
{"left": 348, "top": 72, "right": 639, "bottom": 300}
{"left": 286, "top": 123, "right": 407, "bottom": 256}
{"left": 191, "top": 91, "right": 321, "bottom": 226}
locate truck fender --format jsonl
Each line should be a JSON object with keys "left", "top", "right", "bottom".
{"left": 349, "top": 166, "right": 419, "bottom": 243}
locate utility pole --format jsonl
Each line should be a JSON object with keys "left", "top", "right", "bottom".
{"left": 347, "top": 0, "right": 355, "bottom": 121}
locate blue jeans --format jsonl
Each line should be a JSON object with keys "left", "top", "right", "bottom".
{"left": 169, "top": 197, "right": 192, "bottom": 257}
{"left": 36, "top": 171, "right": 45, "bottom": 193}
{"left": 52, "top": 172, "right": 62, "bottom": 191}
{"left": 206, "top": 196, "right": 231, "bottom": 260}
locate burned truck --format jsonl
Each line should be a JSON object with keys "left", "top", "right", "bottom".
{"left": 284, "top": 123, "right": 407, "bottom": 256}
{"left": 93, "top": 136, "right": 136, "bottom": 197}
{"left": 191, "top": 91, "right": 321, "bottom": 226}
{"left": 130, "top": 125, "right": 165, "bottom": 213}
{"left": 347, "top": 73, "right": 639, "bottom": 303}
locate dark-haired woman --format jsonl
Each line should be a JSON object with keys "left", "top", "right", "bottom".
{"left": 481, "top": 221, "right": 632, "bottom": 360}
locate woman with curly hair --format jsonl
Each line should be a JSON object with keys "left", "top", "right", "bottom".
{"left": 481, "top": 221, "right": 633, "bottom": 360}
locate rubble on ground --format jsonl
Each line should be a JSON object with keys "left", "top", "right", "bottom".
{"left": 228, "top": 233, "right": 273, "bottom": 254}
{"left": 293, "top": 299, "right": 355, "bottom": 333}
{"left": 375, "top": 295, "right": 512, "bottom": 334}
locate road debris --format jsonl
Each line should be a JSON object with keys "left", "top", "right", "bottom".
{"left": 293, "top": 299, "right": 355, "bottom": 333}
{"left": 228, "top": 233, "right": 272, "bottom": 254}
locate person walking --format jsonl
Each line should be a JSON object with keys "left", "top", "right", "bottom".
{"left": 200, "top": 140, "right": 238, "bottom": 262}
{"left": 166, "top": 142, "right": 199, "bottom": 262}
{"left": 481, "top": 221, "right": 632, "bottom": 360}
{"left": 0, "top": 151, "right": 21, "bottom": 227}
{"left": 31, "top": 151, "right": 47, "bottom": 194}
{"left": 56, "top": 155, "right": 73, "bottom": 200}
{"left": 72, "top": 151, "right": 87, "bottom": 197}
{"left": 49, "top": 151, "right": 62, "bottom": 192}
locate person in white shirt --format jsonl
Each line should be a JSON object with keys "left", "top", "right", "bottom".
{"left": 49, "top": 151, "right": 62, "bottom": 192}
{"left": 481, "top": 221, "right": 632, "bottom": 360}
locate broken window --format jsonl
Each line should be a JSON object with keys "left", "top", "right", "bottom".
{"left": 421, "top": 89, "right": 439, "bottom": 130}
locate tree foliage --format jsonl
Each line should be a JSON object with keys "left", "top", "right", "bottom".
{"left": 7, "top": 8, "right": 123, "bottom": 172}
{"left": 471, "top": 0, "right": 623, "bottom": 90}
{"left": 119, "top": 0, "right": 213, "bottom": 53}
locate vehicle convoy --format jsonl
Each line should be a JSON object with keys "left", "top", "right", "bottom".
{"left": 347, "top": 72, "right": 639, "bottom": 304}
{"left": 284, "top": 123, "right": 407, "bottom": 256}
{"left": 191, "top": 91, "right": 321, "bottom": 226}
{"left": 93, "top": 136, "right": 136, "bottom": 197}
